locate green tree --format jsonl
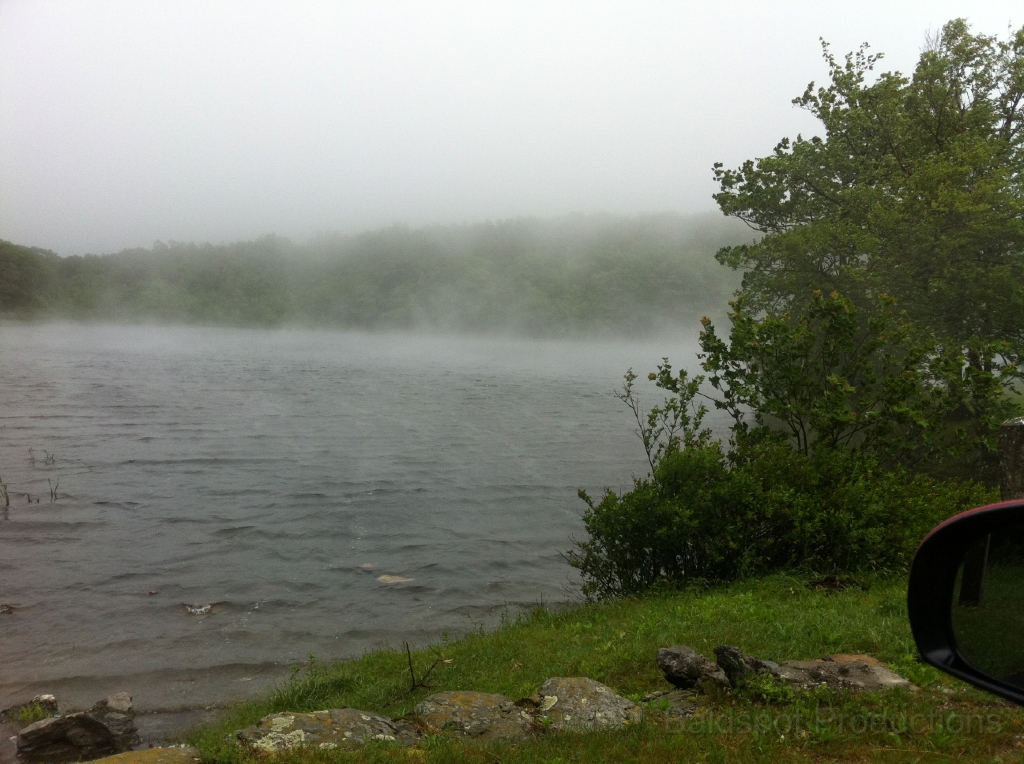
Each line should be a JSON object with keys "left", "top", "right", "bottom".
{"left": 713, "top": 20, "right": 1024, "bottom": 372}
{"left": 699, "top": 291, "right": 1011, "bottom": 474}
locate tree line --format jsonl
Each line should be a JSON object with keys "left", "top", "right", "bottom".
{"left": 0, "top": 214, "right": 745, "bottom": 336}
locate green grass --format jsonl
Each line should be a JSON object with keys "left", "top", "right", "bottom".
{"left": 14, "top": 702, "right": 50, "bottom": 727}
{"left": 186, "top": 574, "right": 1024, "bottom": 763}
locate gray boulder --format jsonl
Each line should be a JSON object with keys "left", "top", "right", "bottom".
{"left": 535, "top": 677, "right": 642, "bottom": 731}
{"left": 16, "top": 714, "right": 117, "bottom": 764}
{"left": 236, "top": 709, "right": 419, "bottom": 751}
{"left": 87, "top": 693, "right": 138, "bottom": 753}
{"left": 774, "top": 658, "right": 915, "bottom": 691}
{"left": 657, "top": 646, "right": 728, "bottom": 689}
{"left": 712, "top": 646, "right": 915, "bottom": 692}
{"left": 413, "top": 691, "right": 533, "bottom": 741}
{"left": 15, "top": 694, "right": 137, "bottom": 764}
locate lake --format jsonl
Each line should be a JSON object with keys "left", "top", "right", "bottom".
{"left": 0, "top": 323, "right": 717, "bottom": 719}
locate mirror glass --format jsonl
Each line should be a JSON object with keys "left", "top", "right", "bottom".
{"left": 952, "top": 524, "right": 1024, "bottom": 687}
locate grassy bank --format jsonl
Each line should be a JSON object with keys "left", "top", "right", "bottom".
{"left": 186, "top": 574, "right": 1024, "bottom": 762}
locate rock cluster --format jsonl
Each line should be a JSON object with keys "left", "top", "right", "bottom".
{"left": 230, "top": 647, "right": 913, "bottom": 753}
{"left": 234, "top": 677, "right": 641, "bottom": 751}
{"left": 7, "top": 646, "right": 913, "bottom": 760}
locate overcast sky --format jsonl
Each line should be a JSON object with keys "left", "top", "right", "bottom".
{"left": 1, "top": 1, "right": 1020, "bottom": 255}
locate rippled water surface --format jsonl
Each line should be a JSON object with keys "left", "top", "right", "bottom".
{"left": 0, "top": 324, "right": 713, "bottom": 712}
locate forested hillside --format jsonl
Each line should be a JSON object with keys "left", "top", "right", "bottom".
{"left": 0, "top": 214, "right": 745, "bottom": 336}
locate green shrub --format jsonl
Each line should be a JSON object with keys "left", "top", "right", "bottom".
{"left": 569, "top": 440, "right": 994, "bottom": 600}
{"left": 570, "top": 282, "right": 1013, "bottom": 600}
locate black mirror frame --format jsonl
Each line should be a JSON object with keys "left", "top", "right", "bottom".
{"left": 908, "top": 499, "right": 1024, "bottom": 706}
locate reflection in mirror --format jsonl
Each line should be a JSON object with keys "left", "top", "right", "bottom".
{"left": 952, "top": 523, "right": 1024, "bottom": 688}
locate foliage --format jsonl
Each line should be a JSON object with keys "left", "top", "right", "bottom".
{"left": 0, "top": 241, "right": 59, "bottom": 314}
{"left": 699, "top": 290, "right": 1016, "bottom": 474}
{"left": 0, "top": 214, "right": 744, "bottom": 336}
{"left": 570, "top": 439, "right": 993, "bottom": 600}
{"left": 616, "top": 359, "right": 712, "bottom": 473}
{"left": 712, "top": 19, "right": 1024, "bottom": 368}
{"left": 573, "top": 281, "right": 1003, "bottom": 599}
{"left": 185, "top": 575, "right": 1024, "bottom": 763}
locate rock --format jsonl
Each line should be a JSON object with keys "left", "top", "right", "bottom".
{"left": 413, "top": 691, "right": 533, "bottom": 741}
{"left": 86, "top": 747, "right": 200, "bottom": 764}
{"left": 657, "top": 646, "right": 728, "bottom": 689}
{"left": 15, "top": 694, "right": 138, "bottom": 764}
{"left": 712, "top": 646, "right": 914, "bottom": 693}
{"left": 87, "top": 694, "right": 139, "bottom": 753}
{"left": 236, "top": 709, "right": 419, "bottom": 752}
{"left": 774, "top": 659, "right": 915, "bottom": 691}
{"left": 535, "top": 677, "right": 642, "bottom": 732}
{"left": 1, "top": 696, "right": 59, "bottom": 727}
{"left": 713, "top": 645, "right": 779, "bottom": 688}
{"left": 770, "top": 660, "right": 822, "bottom": 687}
{"left": 16, "top": 713, "right": 118, "bottom": 764}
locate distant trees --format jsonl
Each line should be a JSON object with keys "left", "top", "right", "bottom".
{"left": 0, "top": 241, "right": 58, "bottom": 314}
{"left": 0, "top": 215, "right": 744, "bottom": 335}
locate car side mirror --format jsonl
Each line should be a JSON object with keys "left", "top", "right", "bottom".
{"left": 908, "top": 499, "right": 1024, "bottom": 705}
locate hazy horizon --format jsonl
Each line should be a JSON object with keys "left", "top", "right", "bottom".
{"left": 7, "top": 209, "right": 735, "bottom": 257}
{"left": 2, "top": 2, "right": 1020, "bottom": 256}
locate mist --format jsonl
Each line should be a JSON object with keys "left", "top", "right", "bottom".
{"left": 1, "top": 1, "right": 1019, "bottom": 255}
{"left": 0, "top": 213, "right": 746, "bottom": 337}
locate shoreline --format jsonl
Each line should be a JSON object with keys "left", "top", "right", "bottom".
{"left": 0, "top": 663, "right": 291, "bottom": 718}
{"left": 0, "top": 663, "right": 291, "bottom": 764}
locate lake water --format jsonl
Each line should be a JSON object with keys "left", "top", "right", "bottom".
{"left": 0, "top": 323, "right": 716, "bottom": 720}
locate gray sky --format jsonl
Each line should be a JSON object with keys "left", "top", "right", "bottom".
{"left": 1, "top": 1, "right": 1019, "bottom": 255}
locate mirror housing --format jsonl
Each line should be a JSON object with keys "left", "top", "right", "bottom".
{"left": 908, "top": 499, "right": 1024, "bottom": 705}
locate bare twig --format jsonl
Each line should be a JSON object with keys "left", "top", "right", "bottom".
{"left": 402, "top": 641, "right": 451, "bottom": 695}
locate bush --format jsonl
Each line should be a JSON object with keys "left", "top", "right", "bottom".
{"left": 571, "top": 287, "right": 1012, "bottom": 600}
{"left": 569, "top": 440, "right": 994, "bottom": 600}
